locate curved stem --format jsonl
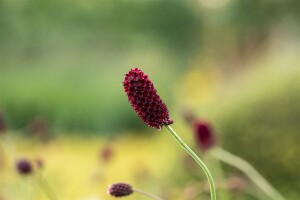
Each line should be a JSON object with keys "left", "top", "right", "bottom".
{"left": 211, "top": 147, "right": 285, "bottom": 200}
{"left": 165, "top": 125, "right": 217, "bottom": 200}
{"left": 133, "top": 188, "right": 163, "bottom": 200}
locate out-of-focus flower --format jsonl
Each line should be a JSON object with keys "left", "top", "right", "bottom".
{"left": 182, "top": 108, "right": 197, "bottom": 125}
{"left": 123, "top": 68, "right": 173, "bottom": 130}
{"left": 100, "top": 145, "right": 113, "bottom": 163}
{"left": 194, "top": 120, "right": 216, "bottom": 151}
{"left": 108, "top": 182, "right": 163, "bottom": 199}
{"left": 34, "top": 158, "right": 44, "bottom": 169}
{"left": 108, "top": 183, "right": 133, "bottom": 197}
{"left": 16, "top": 158, "right": 33, "bottom": 175}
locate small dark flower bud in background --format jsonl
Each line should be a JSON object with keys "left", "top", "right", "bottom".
{"left": 108, "top": 183, "right": 133, "bottom": 197}
{"left": 123, "top": 68, "right": 173, "bottom": 130}
{"left": 16, "top": 158, "right": 33, "bottom": 175}
{"left": 182, "top": 108, "right": 197, "bottom": 125}
{"left": 100, "top": 145, "right": 114, "bottom": 163}
{"left": 194, "top": 120, "right": 216, "bottom": 151}
{"left": 34, "top": 158, "right": 44, "bottom": 169}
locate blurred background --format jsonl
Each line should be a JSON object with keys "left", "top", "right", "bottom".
{"left": 0, "top": 0, "right": 299, "bottom": 199}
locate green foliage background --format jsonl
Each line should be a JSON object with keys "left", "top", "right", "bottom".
{"left": 0, "top": 0, "right": 299, "bottom": 199}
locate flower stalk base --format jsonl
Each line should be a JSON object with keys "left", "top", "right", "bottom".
{"left": 165, "top": 125, "right": 217, "bottom": 200}
{"left": 133, "top": 188, "right": 163, "bottom": 200}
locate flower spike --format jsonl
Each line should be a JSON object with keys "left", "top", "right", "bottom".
{"left": 122, "top": 68, "right": 216, "bottom": 200}
{"left": 123, "top": 68, "right": 173, "bottom": 130}
{"left": 108, "top": 182, "right": 163, "bottom": 200}
{"left": 108, "top": 183, "right": 133, "bottom": 197}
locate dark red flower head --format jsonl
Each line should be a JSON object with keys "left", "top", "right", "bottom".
{"left": 194, "top": 120, "right": 216, "bottom": 151}
{"left": 16, "top": 158, "right": 33, "bottom": 175}
{"left": 123, "top": 68, "right": 173, "bottom": 130}
{"left": 108, "top": 183, "right": 133, "bottom": 197}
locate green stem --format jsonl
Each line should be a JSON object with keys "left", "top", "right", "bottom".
{"left": 133, "top": 188, "right": 163, "bottom": 200}
{"left": 211, "top": 147, "right": 285, "bottom": 200}
{"left": 165, "top": 125, "right": 217, "bottom": 200}
{"left": 212, "top": 157, "right": 231, "bottom": 200}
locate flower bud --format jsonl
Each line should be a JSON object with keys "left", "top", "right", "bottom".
{"left": 16, "top": 158, "right": 32, "bottom": 175}
{"left": 123, "top": 68, "right": 173, "bottom": 130}
{"left": 108, "top": 183, "right": 133, "bottom": 197}
{"left": 194, "top": 120, "right": 216, "bottom": 151}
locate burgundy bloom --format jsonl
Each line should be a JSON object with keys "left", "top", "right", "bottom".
{"left": 194, "top": 120, "right": 216, "bottom": 151}
{"left": 16, "top": 158, "right": 33, "bottom": 175}
{"left": 123, "top": 68, "right": 173, "bottom": 130}
{"left": 108, "top": 183, "right": 133, "bottom": 197}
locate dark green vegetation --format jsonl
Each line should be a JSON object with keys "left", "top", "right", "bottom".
{"left": 0, "top": 0, "right": 201, "bottom": 132}
{"left": 213, "top": 66, "right": 300, "bottom": 197}
{"left": 1, "top": 0, "right": 299, "bottom": 132}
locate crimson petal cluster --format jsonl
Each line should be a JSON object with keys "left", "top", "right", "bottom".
{"left": 108, "top": 183, "right": 133, "bottom": 197}
{"left": 123, "top": 68, "right": 173, "bottom": 130}
{"left": 194, "top": 120, "right": 216, "bottom": 151}
{"left": 16, "top": 158, "right": 33, "bottom": 175}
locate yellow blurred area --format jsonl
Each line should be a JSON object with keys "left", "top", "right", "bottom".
{"left": 175, "top": 67, "right": 221, "bottom": 107}
{"left": 0, "top": 132, "right": 183, "bottom": 200}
